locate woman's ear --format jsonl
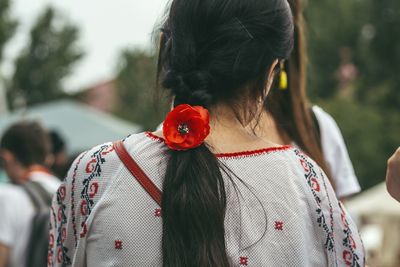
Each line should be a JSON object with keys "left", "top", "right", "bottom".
{"left": 265, "top": 59, "right": 279, "bottom": 95}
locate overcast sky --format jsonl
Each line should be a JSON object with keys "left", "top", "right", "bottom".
{"left": 1, "top": 0, "right": 170, "bottom": 92}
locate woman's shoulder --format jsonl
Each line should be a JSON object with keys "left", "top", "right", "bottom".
{"left": 64, "top": 132, "right": 166, "bottom": 184}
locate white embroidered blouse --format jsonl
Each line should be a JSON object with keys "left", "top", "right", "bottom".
{"left": 48, "top": 132, "right": 365, "bottom": 267}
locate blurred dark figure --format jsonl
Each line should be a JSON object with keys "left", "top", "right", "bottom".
{"left": 49, "top": 130, "right": 69, "bottom": 179}
{"left": 0, "top": 121, "right": 60, "bottom": 267}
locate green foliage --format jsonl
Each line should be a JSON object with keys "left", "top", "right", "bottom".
{"left": 306, "top": 0, "right": 400, "bottom": 190}
{"left": 0, "top": 0, "right": 17, "bottom": 62}
{"left": 355, "top": 0, "right": 400, "bottom": 109}
{"left": 305, "top": 0, "right": 369, "bottom": 99}
{"left": 7, "top": 7, "right": 83, "bottom": 107}
{"left": 114, "top": 49, "right": 169, "bottom": 131}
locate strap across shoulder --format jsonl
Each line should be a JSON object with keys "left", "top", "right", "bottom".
{"left": 113, "top": 140, "right": 162, "bottom": 206}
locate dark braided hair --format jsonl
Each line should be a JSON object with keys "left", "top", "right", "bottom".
{"left": 157, "top": 0, "right": 294, "bottom": 266}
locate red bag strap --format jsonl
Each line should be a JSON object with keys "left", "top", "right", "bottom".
{"left": 113, "top": 140, "right": 162, "bottom": 206}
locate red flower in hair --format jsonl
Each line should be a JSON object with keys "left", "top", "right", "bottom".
{"left": 163, "top": 104, "right": 210, "bottom": 151}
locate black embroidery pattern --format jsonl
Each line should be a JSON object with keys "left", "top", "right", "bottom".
{"left": 339, "top": 202, "right": 361, "bottom": 267}
{"left": 71, "top": 152, "right": 87, "bottom": 247}
{"left": 56, "top": 186, "right": 72, "bottom": 265}
{"left": 294, "top": 149, "right": 335, "bottom": 253}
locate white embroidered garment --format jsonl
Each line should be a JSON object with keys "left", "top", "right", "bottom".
{"left": 48, "top": 132, "right": 365, "bottom": 267}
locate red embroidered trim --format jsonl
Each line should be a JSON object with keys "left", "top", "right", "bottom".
{"left": 57, "top": 248, "right": 62, "bottom": 263}
{"left": 89, "top": 182, "right": 99, "bottom": 199}
{"left": 215, "top": 145, "right": 292, "bottom": 158}
{"left": 80, "top": 223, "right": 87, "bottom": 238}
{"left": 145, "top": 131, "right": 292, "bottom": 158}
{"left": 343, "top": 250, "right": 352, "bottom": 266}
{"left": 49, "top": 233, "right": 55, "bottom": 247}
{"left": 58, "top": 185, "right": 66, "bottom": 201}
{"left": 80, "top": 200, "right": 88, "bottom": 216}
{"left": 145, "top": 131, "right": 164, "bottom": 142}
{"left": 311, "top": 178, "right": 321, "bottom": 192}
{"left": 85, "top": 158, "right": 97, "bottom": 173}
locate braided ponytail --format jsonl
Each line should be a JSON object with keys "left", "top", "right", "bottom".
{"left": 157, "top": 0, "right": 294, "bottom": 266}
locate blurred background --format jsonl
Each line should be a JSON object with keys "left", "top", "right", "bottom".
{"left": 0, "top": 0, "right": 399, "bottom": 266}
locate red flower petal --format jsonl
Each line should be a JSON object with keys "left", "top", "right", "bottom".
{"left": 163, "top": 104, "right": 210, "bottom": 150}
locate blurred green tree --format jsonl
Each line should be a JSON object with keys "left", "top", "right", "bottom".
{"left": 114, "top": 49, "right": 169, "bottom": 131}
{"left": 0, "top": 0, "right": 17, "bottom": 62}
{"left": 305, "top": 0, "right": 369, "bottom": 99}
{"left": 306, "top": 0, "right": 400, "bottom": 190}
{"left": 355, "top": 0, "right": 400, "bottom": 110}
{"left": 7, "top": 7, "right": 83, "bottom": 108}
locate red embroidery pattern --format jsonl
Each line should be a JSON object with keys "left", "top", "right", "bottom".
{"left": 311, "top": 177, "right": 321, "bottom": 192}
{"left": 115, "top": 240, "right": 123, "bottom": 250}
{"left": 80, "top": 223, "right": 88, "bottom": 238}
{"left": 145, "top": 131, "right": 292, "bottom": 158}
{"left": 80, "top": 200, "right": 88, "bottom": 216}
{"left": 339, "top": 203, "right": 361, "bottom": 266}
{"left": 57, "top": 248, "right": 62, "bottom": 263}
{"left": 61, "top": 228, "right": 67, "bottom": 243}
{"left": 47, "top": 252, "right": 52, "bottom": 267}
{"left": 275, "top": 221, "right": 284, "bottom": 231}
{"left": 145, "top": 131, "right": 164, "bottom": 142}
{"left": 89, "top": 182, "right": 99, "bottom": 199}
{"left": 154, "top": 208, "right": 162, "bottom": 217}
{"left": 239, "top": 256, "right": 249, "bottom": 266}
{"left": 101, "top": 146, "right": 114, "bottom": 155}
{"left": 300, "top": 159, "right": 310, "bottom": 172}
{"left": 49, "top": 233, "right": 55, "bottom": 247}
{"left": 343, "top": 250, "right": 352, "bottom": 266}
{"left": 71, "top": 152, "right": 87, "bottom": 247}
{"left": 58, "top": 185, "right": 66, "bottom": 201}
{"left": 85, "top": 158, "right": 97, "bottom": 173}
{"left": 57, "top": 207, "right": 62, "bottom": 221}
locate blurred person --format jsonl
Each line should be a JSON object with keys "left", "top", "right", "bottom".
{"left": 0, "top": 169, "right": 8, "bottom": 184}
{"left": 49, "top": 130, "right": 69, "bottom": 179}
{"left": 0, "top": 121, "right": 60, "bottom": 267}
{"left": 262, "top": 0, "right": 360, "bottom": 201}
{"left": 49, "top": 0, "right": 365, "bottom": 266}
{"left": 386, "top": 147, "right": 400, "bottom": 202}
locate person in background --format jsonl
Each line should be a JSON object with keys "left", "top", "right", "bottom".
{"left": 386, "top": 147, "right": 400, "bottom": 202}
{"left": 261, "top": 0, "right": 360, "bottom": 201}
{"left": 0, "top": 169, "right": 8, "bottom": 184}
{"left": 0, "top": 121, "right": 60, "bottom": 267}
{"left": 49, "top": 0, "right": 364, "bottom": 266}
{"left": 49, "top": 130, "right": 69, "bottom": 179}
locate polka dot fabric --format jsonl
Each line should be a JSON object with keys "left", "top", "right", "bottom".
{"left": 48, "top": 132, "right": 365, "bottom": 267}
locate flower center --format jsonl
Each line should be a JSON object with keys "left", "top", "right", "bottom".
{"left": 178, "top": 123, "right": 190, "bottom": 135}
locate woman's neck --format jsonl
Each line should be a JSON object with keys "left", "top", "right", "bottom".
{"left": 153, "top": 103, "right": 285, "bottom": 153}
{"left": 206, "top": 105, "right": 280, "bottom": 153}
{"left": 252, "top": 110, "right": 291, "bottom": 145}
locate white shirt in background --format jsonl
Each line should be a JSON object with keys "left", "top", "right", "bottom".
{"left": 0, "top": 171, "right": 60, "bottom": 267}
{"left": 312, "top": 106, "right": 361, "bottom": 199}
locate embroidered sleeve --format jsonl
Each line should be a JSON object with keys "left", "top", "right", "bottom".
{"left": 48, "top": 151, "right": 85, "bottom": 267}
{"left": 48, "top": 142, "right": 115, "bottom": 267}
